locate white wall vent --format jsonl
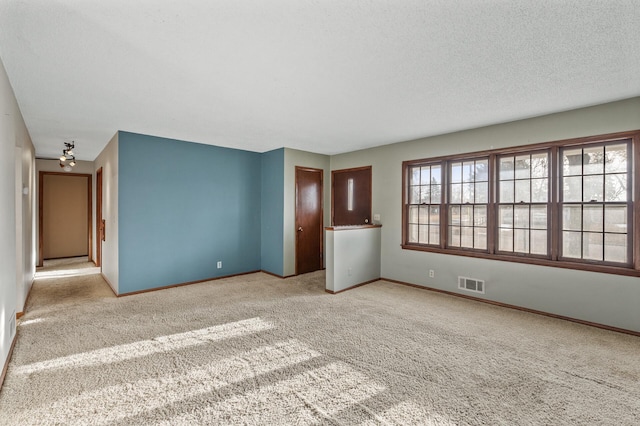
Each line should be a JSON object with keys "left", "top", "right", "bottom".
{"left": 458, "top": 276, "right": 485, "bottom": 294}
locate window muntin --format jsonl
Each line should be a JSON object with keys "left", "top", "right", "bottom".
{"left": 447, "top": 158, "right": 488, "bottom": 250}
{"left": 560, "top": 142, "right": 631, "bottom": 264}
{"left": 497, "top": 151, "right": 550, "bottom": 256}
{"left": 407, "top": 163, "right": 441, "bottom": 245}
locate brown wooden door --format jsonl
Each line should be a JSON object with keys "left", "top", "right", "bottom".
{"left": 295, "top": 167, "right": 323, "bottom": 274}
{"left": 96, "top": 167, "right": 103, "bottom": 267}
{"left": 332, "top": 166, "right": 372, "bottom": 226}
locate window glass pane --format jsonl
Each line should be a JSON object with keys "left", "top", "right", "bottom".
{"left": 515, "top": 180, "right": 531, "bottom": 203}
{"left": 604, "top": 206, "right": 627, "bottom": 233}
{"left": 420, "top": 167, "right": 431, "bottom": 185}
{"left": 499, "top": 206, "right": 513, "bottom": 228}
{"left": 514, "top": 229, "right": 529, "bottom": 253}
{"left": 563, "top": 148, "right": 583, "bottom": 176}
{"left": 474, "top": 228, "right": 486, "bottom": 249}
{"left": 431, "top": 165, "right": 442, "bottom": 184}
{"left": 531, "top": 178, "right": 548, "bottom": 202}
{"left": 514, "top": 205, "right": 529, "bottom": 228}
{"left": 475, "top": 159, "right": 489, "bottom": 181}
{"left": 515, "top": 155, "right": 530, "bottom": 179}
{"left": 604, "top": 233, "right": 627, "bottom": 263}
{"left": 411, "top": 167, "right": 421, "bottom": 185}
{"left": 530, "top": 205, "right": 547, "bottom": 229}
{"left": 499, "top": 229, "right": 513, "bottom": 252}
{"left": 500, "top": 157, "right": 515, "bottom": 180}
{"left": 429, "top": 206, "right": 440, "bottom": 225}
{"left": 583, "top": 175, "right": 603, "bottom": 202}
{"left": 474, "top": 206, "right": 487, "bottom": 226}
{"left": 475, "top": 182, "right": 488, "bottom": 203}
{"left": 500, "top": 180, "right": 514, "bottom": 203}
{"left": 462, "top": 183, "right": 475, "bottom": 204}
{"left": 420, "top": 186, "right": 431, "bottom": 204}
{"left": 450, "top": 162, "right": 462, "bottom": 183}
{"left": 563, "top": 176, "right": 582, "bottom": 202}
{"left": 462, "top": 162, "right": 475, "bottom": 182}
{"left": 562, "top": 231, "right": 582, "bottom": 258}
{"left": 530, "top": 230, "right": 547, "bottom": 255}
{"left": 418, "top": 206, "right": 429, "bottom": 224}
{"left": 449, "top": 226, "right": 460, "bottom": 247}
{"left": 431, "top": 184, "right": 442, "bottom": 203}
{"left": 460, "top": 227, "right": 473, "bottom": 248}
{"left": 449, "top": 205, "right": 460, "bottom": 225}
{"left": 409, "top": 206, "right": 419, "bottom": 223}
{"left": 408, "top": 224, "right": 418, "bottom": 243}
{"left": 450, "top": 183, "right": 462, "bottom": 204}
{"left": 605, "top": 144, "right": 627, "bottom": 173}
{"left": 562, "top": 205, "right": 582, "bottom": 231}
{"left": 429, "top": 225, "right": 440, "bottom": 245}
{"left": 605, "top": 174, "right": 627, "bottom": 202}
{"left": 531, "top": 153, "right": 549, "bottom": 178}
{"left": 460, "top": 206, "right": 473, "bottom": 226}
{"left": 583, "top": 146, "right": 604, "bottom": 175}
{"left": 583, "top": 205, "right": 603, "bottom": 232}
{"left": 410, "top": 186, "right": 421, "bottom": 204}
{"left": 583, "top": 232, "right": 603, "bottom": 261}
{"left": 418, "top": 224, "right": 429, "bottom": 244}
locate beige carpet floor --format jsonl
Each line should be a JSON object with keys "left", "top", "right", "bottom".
{"left": 0, "top": 261, "right": 639, "bottom": 425}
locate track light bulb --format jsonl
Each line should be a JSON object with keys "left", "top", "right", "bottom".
{"left": 60, "top": 156, "right": 66, "bottom": 162}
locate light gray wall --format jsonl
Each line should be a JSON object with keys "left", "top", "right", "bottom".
{"left": 283, "top": 148, "right": 330, "bottom": 276}
{"left": 326, "top": 227, "right": 381, "bottom": 292}
{"left": 1, "top": 56, "right": 26, "bottom": 372}
{"left": 94, "top": 133, "right": 119, "bottom": 294}
{"left": 330, "top": 97, "right": 640, "bottom": 332}
{"left": 16, "top": 129, "right": 35, "bottom": 315}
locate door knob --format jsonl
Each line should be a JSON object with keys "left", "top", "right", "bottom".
{"left": 298, "top": 227, "right": 303, "bottom": 232}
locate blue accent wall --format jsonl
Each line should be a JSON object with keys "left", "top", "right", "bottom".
{"left": 118, "top": 132, "right": 262, "bottom": 293}
{"left": 260, "top": 148, "right": 284, "bottom": 276}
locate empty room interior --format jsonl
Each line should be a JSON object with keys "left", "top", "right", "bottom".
{"left": 1, "top": 2, "right": 639, "bottom": 424}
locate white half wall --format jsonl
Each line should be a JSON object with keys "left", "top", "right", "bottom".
{"left": 326, "top": 226, "right": 381, "bottom": 293}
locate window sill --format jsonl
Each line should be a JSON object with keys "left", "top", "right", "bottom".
{"left": 401, "top": 244, "right": 640, "bottom": 277}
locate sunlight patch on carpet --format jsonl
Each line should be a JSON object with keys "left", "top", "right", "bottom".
{"left": 12, "top": 339, "right": 320, "bottom": 425}
{"left": 35, "top": 268, "right": 101, "bottom": 278}
{"left": 159, "top": 362, "right": 386, "bottom": 424}
{"left": 19, "top": 318, "right": 46, "bottom": 326}
{"left": 361, "top": 400, "right": 456, "bottom": 425}
{"left": 15, "top": 317, "right": 273, "bottom": 374}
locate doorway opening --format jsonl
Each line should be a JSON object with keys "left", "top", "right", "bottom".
{"left": 38, "top": 172, "right": 92, "bottom": 268}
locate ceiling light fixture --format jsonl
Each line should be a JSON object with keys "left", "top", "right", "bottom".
{"left": 59, "top": 141, "right": 76, "bottom": 172}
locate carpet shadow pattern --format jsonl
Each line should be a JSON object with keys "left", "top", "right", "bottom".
{"left": 0, "top": 270, "right": 639, "bottom": 425}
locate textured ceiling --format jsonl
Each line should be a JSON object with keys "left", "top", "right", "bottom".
{"left": 0, "top": 1, "right": 639, "bottom": 161}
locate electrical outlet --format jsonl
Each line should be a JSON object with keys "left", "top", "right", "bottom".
{"left": 429, "top": 269, "right": 435, "bottom": 278}
{"left": 373, "top": 214, "right": 381, "bottom": 221}
{"left": 217, "top": 261, "right": 222, "bottom": 269}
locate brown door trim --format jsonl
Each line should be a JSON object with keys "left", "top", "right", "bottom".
{"left": 38, "top": 171, "right": 93, "bottom": 267}
{"left": 295, "top": 166, "right": 324, "bottom": 275}
{"left": 95, "top": 167, "right": 103, "bottom": 268}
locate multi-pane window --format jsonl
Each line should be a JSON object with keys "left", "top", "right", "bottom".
{"left": 497, "top": 152, "right": 549, "bottom": 255}
{"left": 447, "top": 159, "right": 489, "bottom": 250}
{"left": 402, "top": 131, "right": 638, "bottom": 276}
{"left": 407, "top": 163, "right": 441, "bottom": 245}
{"left": 560, "top": 142, "right": 630, "bottom": 264}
